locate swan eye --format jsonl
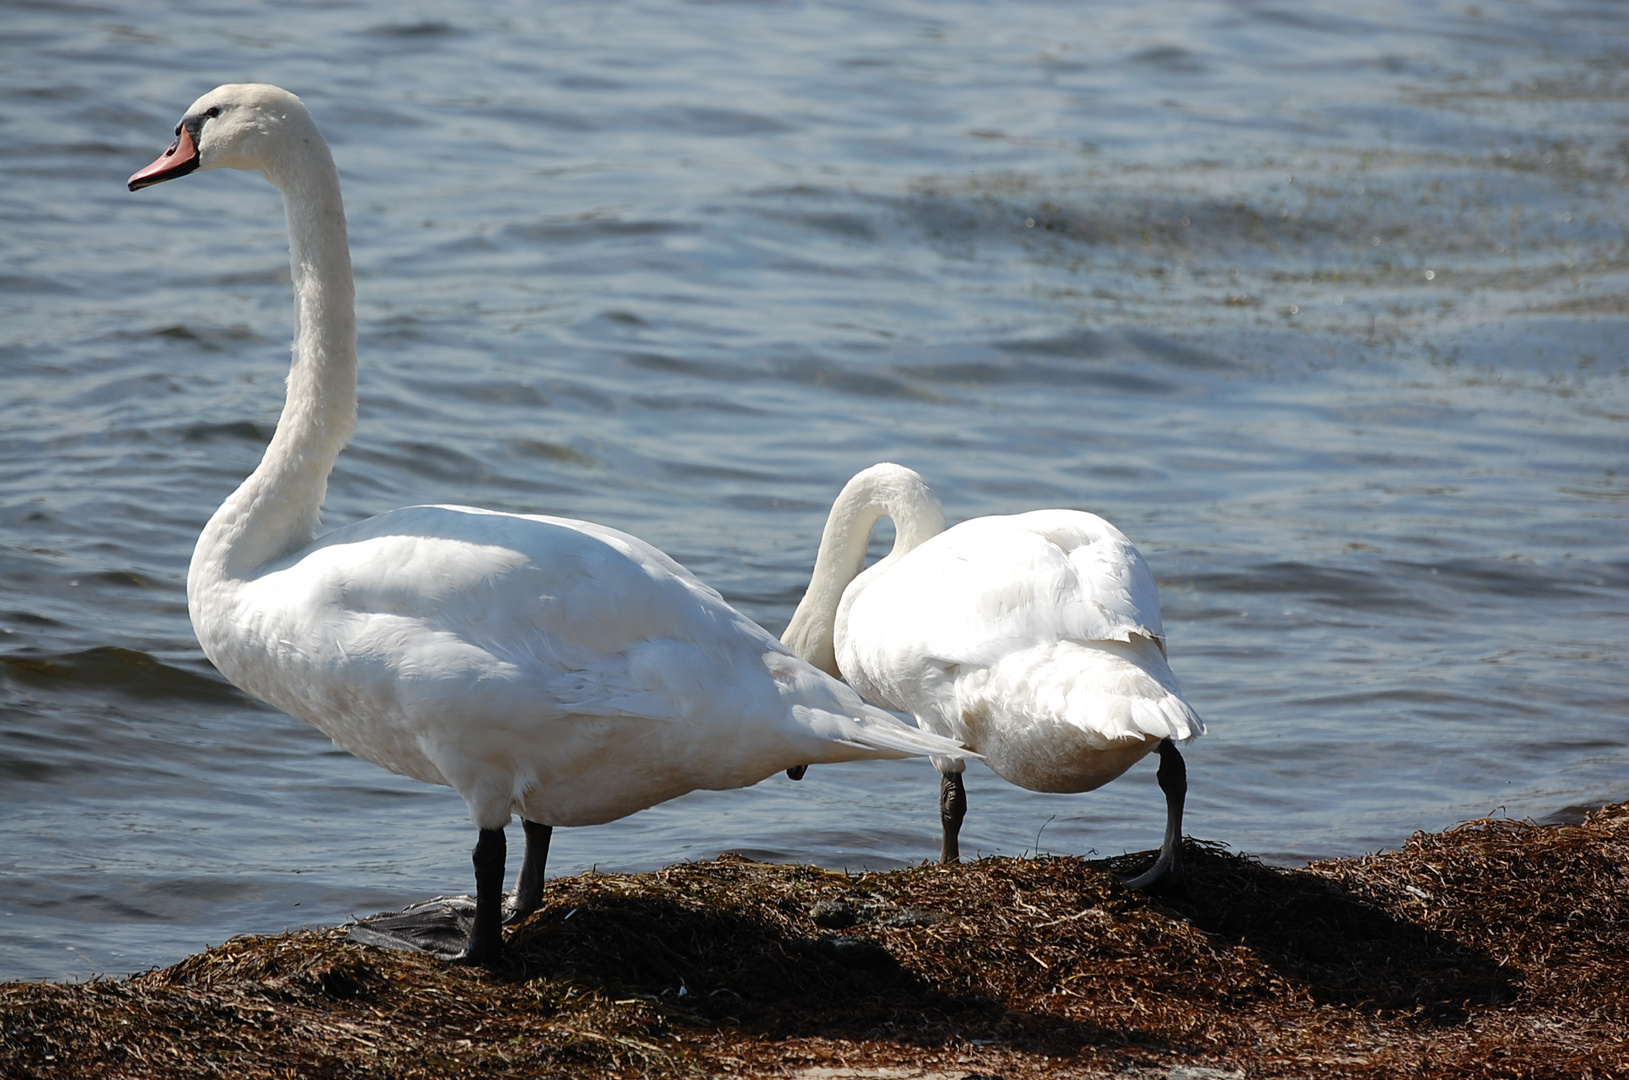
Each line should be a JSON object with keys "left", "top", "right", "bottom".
{"left": 205, "top": 106, "right": 221, "bottom": 119}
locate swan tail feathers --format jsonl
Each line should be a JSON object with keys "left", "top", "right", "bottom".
{"left": 1135, "top": 694, "right": 1204, "bottom": 743}
{"left": 790, "top": 703, "right": 977, "bottom": 761}
{"left": 764, "top": 647, "right": 975, "bottom": 761}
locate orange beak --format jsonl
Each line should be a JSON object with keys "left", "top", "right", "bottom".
{"left": 128, "top": 124, "right": 200, "bottom": 191}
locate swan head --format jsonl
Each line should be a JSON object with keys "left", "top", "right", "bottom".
{"left": 129, "top": 84, "right": 318, "bottom": 192}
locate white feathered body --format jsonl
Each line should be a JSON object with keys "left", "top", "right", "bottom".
{"left": 192, "top": 503, "right": 940, "bottom": 830}
{"left": 835, "top": 509, "right": 1204, "bottom": 793}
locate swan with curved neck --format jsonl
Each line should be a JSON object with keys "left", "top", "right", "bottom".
{"left": 783, "top": 463, "right": 1203, "bottom": 888}
{"left": 129, "top": 85, "right": 971, "bottom": 963}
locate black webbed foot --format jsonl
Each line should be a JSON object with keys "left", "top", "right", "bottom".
{"left": 1122, "top": 740, "right": 1188, "bottom": 892}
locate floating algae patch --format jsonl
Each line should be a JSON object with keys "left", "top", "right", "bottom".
{"left": 3, "top": 806, "right": 1627, "bottom": 1078}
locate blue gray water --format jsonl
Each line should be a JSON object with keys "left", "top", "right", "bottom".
{"left": 2, "top": 0, "right": 1625, "bottom": 982}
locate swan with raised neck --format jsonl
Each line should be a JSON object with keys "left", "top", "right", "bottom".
{"left": 149, "top": 86, "right": 360, "bottom": 644}
{"left": 129, "top": 85, "right": 973, "bottom": 964}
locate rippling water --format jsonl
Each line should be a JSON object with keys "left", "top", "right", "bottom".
{"left": 2, "top": 0, "right": 1625, "bottom": 981}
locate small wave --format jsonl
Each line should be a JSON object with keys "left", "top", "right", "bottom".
{"left": 183, "top": 420, "right": 273, "bottom": 444}
{"left": 397, "top": 375, "right": 549, "bottom": 409}
{"left": 720, "top": 493, "right": 826, "bottom": 514}
{"left": 0, "top": 273, "right": 72, "bottom": 296}
{"left": 774, "top": 358, "right": 943, "bottom": 403}
{"left": 748, "top": 207, "right": 881, "bottom": 242}
{"left": 1409, "top": 558, "right": 1622, "bottom": 601}
{"left": 0, "top": 647, "right": 242, "bottom": 704}
{"left": 1129, "top": 46, "right": 1206, "bottom": 74}
{"left": 997, "top": 329, "right": 1115, "bottom": 360}
{"left": 504, "top": 217, "right": 695, "bottom": 247}
{"left": 150, "top": 324, "right": 266, "bottom": 351}
{"left": 367, "top": 19, "right": 458, "bottom": 38}
{"left": 504, "top": 439, "right": 597, "bottom": 468}
{"left": 643, "top": 105, "right": 793, "bottom": 137}
{"left": 1186, "top": 560, "right": 1439, "bottom": 616}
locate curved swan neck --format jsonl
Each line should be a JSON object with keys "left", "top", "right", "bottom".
{"left": 781, "top": 464, "right": 944, "bottom": 676}
{"left": 191, "top": 128, "right": 356, "bottom": 591}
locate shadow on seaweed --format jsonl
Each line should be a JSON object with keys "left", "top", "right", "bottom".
{"left": 499, "top": 889, "right": 1183, "bottom": 1057}
{"left": 1112, "top": 840, "right": 1522, "bottom": 1018}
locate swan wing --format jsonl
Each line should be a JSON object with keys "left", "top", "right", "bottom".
{"left": 836, "top": 509, "right": 1199, "bottom": 761}
{"left": 842, "top": 509, "right": 1164, "bottom": 668}
{"left": 203, "top": 504, "right": 966, "bottom": 826}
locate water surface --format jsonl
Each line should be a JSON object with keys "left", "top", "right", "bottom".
{"left": 1, "top": 0, "right": 1625, "bottom": 980}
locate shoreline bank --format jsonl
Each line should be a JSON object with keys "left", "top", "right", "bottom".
{"left": 4, "top": 804, "right": 1626, "bottom": 1078}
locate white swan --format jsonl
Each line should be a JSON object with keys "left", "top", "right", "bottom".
{"left": 127, "top": 85, "right": 970, "bottom": 963}
{"left": 781, "top": 463, "right": 1203, "bottom": 887}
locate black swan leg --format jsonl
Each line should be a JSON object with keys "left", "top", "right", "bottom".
{"left": 508, "top": 820, "right": 553, "bottom": 924}
{"left": 1124, "top": 739, "right": 1188, "bottom": 891}
{"left": 457, "top": 827, "right": 507, "bottom": 964}
{"left": 785, "top": 765, "right": 808, "bottom": 780}
{"left": 939, "top": 770, "right": 967, "bottom": 864}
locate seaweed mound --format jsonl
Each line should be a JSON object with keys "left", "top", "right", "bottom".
{"left": 4, "top": 804, "right": 1626, "bottom": 1078}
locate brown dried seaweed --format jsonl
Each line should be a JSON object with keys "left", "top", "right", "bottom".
{"left": 3, "top": 804, "right": 1626, "bottom": 1079}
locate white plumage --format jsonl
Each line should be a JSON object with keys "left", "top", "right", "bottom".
{"left": 129, "top": 85, "right": 968, "bottom": 961}
{"left": 204, "top": 504, "right": 957, "bottom": 829}
{"left": 783, "top": 464, "right": 1202, "bottom": 883}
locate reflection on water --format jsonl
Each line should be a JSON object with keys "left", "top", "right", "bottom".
{"left": 1, "top": 0, "right": 1625, "bottom": 980}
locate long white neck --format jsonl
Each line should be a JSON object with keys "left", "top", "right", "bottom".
{"left": 781, "top": 463, "right": 945, "bottom": 676}
{"left": 188, "top": 136, "right": 356, "bottom": 612}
